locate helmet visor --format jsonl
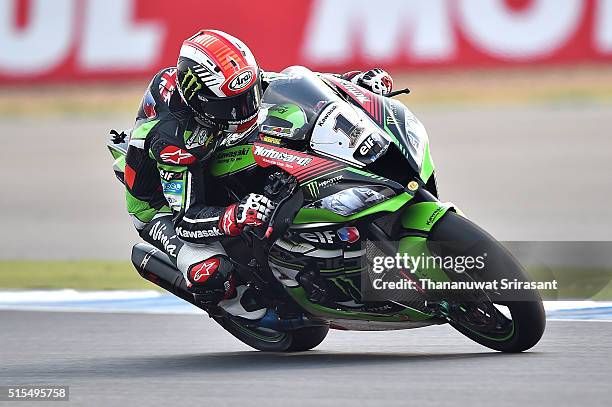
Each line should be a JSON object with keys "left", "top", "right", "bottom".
{"left": 199, "top": 81, "right": 262, "bottom": 124}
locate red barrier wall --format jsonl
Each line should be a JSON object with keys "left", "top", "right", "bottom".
{"left": 0, "top": 0, "right": 611, "bottom": 83}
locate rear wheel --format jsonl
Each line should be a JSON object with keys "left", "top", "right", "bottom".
{"left": 428, "top": 212, "right": 545, "bottom": 352}
{"left": 214, "top": 316, "right": 329, "bottom": 352}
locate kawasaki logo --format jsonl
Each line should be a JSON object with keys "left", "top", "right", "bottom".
{"left": 176, "top": 226, "right": 222, "bottom": 239}
{"left": 181, "top": 68, "right": 202, "bottom": 101}
{"left": 215, "top": 148, "right": 250, "bottom": 160}
{"left": 426, "top": 207, "right": 444, "bottom": 226}
{"left": 253, "top": 145, "right": 312, "bottom": 166}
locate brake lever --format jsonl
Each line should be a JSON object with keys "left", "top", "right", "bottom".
{"left": 385, "top": 87, "right": 411, "bottom": 98}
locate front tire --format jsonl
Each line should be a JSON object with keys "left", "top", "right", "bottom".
{"left": 428, "top": 212, "right": 545, "bottom": 352}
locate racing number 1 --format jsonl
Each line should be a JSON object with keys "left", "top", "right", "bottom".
{"left": 332, "top": 113, "right": 361, "bottom": 147}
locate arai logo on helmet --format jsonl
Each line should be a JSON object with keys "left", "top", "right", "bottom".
{"left": 228, "top": 69, "right": 255, "bottom": 91}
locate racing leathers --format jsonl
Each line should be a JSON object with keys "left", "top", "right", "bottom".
{"left": 124, "top": 67, "right": 393, "bottom": 317}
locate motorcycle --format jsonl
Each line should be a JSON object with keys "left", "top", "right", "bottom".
{"left": 107, "top": 66, "right": 545, "bottom": 352}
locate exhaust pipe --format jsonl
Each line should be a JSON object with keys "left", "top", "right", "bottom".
{"left": 130, "top": 243, "right": 196, "bottom": 306}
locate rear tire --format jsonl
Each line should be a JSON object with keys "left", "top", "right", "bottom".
{"left": 214, "top": 317, "right": 329, "bottom": 352}
{"left": 428, "top": 212, "right": 545, "bottom": 352}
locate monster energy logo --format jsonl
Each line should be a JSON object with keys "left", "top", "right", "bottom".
{"left": 329, "top": 275, "right": 361, "bottom": 300}
{"left": 181, "top": 68, "right": 202, "bottom": 100}
{"left": 306, "top": 182, "right": 319, "bottom": 198}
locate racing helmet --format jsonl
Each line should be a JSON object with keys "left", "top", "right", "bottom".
{"left": 177, "top": 30, "right": 262, "bottom": 133}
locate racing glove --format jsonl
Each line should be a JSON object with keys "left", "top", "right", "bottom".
{"left": 219, "top": 193, "right": 277, "bottom": 237}
{"left": 344, "top": 68, "right": 394, "bottom": 95}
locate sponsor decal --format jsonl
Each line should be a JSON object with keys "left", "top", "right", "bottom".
{"left": 358, "top": 136, "right": 376, "bottom": 156}
{"left": 180, "top": 67, "right": 202, "bottom": 101}
{"left": 148, "top": 221, "right": 178, "bottom": 257}
{"left": 407, "top": 130, "right": 421, "bottom": 151}
{"left": 165, "top": 195, "right": 182, "bottom": 209}
{"left": 319, "top": 175, "right": 343, "bottom": 189}
{"left": 176, "top": 226, "right": 223, "bottom": 239}
{"left": 159, "top": 169, "right": 183, "bottom": 181}
{"left": 4, "top": 2, "right": 612, "bottom": 85}
{"left": 260, "top": 125, "right": 292, "bottom": 138}
{"left": 252, "top": 142, "right": 343, "bottom": 182}
{"left": 214, "top": 146, "right": 250, "bottom": 161}
{"left": 221, "top": 67, "right": 257, "bottom": 96}
{"left": 340, "top": 82, "right": 370, "bottom": 104}
{"left": 426, "top": 206, "right": 445, "bottom": 226}
{"left": 261, "top": 135, "right": 282, "bottom": 145}
{"left": 354, "top": 133, "right": 388, "bottom": 163}
{"left": 220, "top": 205, "right": 238, "bottom": 235}
{"left": 220, "top": 131, "right": 249, "bottom": 147}
{"left": 189, "top": 258, "right": 220, "bottom": 283}
{"left": 306, "top": 181, "right": 319, "bottom": 198}
{"left": 317, "top": 104, "right": 337, "bottom": 126}
{"left": 228, "top": 69, "right": 254, "bottom": 91}
{"left": 253, "top": 145, "right": 312, "bottom": 166}
{"left": 160, "top": 146, "right": 196, "bottom": 165}
{"left": 269, "top": 104, "right": 290, "bottom": 114}
{"left": 300, "top": 231, "right": 335, "bottom": 244}
{"left": 337, "top": 226, "right": 360, "bottom": 243}
{"left": 162, "top": 180, "right": 183, "bottom": 195}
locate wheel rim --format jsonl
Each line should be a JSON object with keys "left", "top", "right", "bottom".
{"left": 443, "top": 300, "right": 516, "bottom": 341}
{"left": 229, "top": 319, "right": 288, "bottom": 343}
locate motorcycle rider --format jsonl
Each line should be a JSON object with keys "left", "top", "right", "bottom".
{"left": 123, "top": 29, "right": 394, "bottom": 319}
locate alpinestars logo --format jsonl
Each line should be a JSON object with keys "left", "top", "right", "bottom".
{"left": 220, "top": 206, "right": 237, "bottom": 235}
{"left": 181, "top": 68, "right": 202, "bottom": 101}
{"left": 160, "top": 146, "right": 196, "bottom": 165}
{"left": 189, "top": 258, "right": 220, "bottom": 283}
{"left": 253, "top": 145, "right": 312, "bottom": 166}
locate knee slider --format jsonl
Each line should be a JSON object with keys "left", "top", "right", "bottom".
{"left": 186, "top": 256, "right": 232, "bottom": 290}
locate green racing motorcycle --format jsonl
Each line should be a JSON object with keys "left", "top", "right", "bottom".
{"left": 108, "top": 66, "right": 545, "bottom": 353}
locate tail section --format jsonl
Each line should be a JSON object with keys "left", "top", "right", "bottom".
{"left": 107, "top": 129, "right": 129, "bottom": 185}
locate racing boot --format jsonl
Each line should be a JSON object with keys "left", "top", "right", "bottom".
{"left": 217, "top": 284, "right": 267, "bottom": 320}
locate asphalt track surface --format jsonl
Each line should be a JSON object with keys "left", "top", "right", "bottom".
{"left": 0, "top": 310, "right": 609, "bottom": 406}
{"left": 2, "top": 104, "right": 611, "bottom": 259}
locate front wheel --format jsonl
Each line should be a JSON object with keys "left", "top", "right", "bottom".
{"left": 213, "top": 316, "right": 329, "bottom": 352}
{"left": 428, "top": 212, "right": 545, "bottom": 352}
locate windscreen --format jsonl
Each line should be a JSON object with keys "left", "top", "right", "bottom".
{"left": 262, "top": 66, "right": 342, "bottom": 126}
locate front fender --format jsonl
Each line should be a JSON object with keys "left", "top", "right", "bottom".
{"left": 401, "top": 201, "right": 463, "bottom": 234}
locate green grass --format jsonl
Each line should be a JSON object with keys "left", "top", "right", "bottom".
{"left": 0, "top": 261, "right": 159, "bottom": 291}
{"left": 528, "top": 267, "right": 612, "bottom": 301}
{"left": 1, "top": 262, "right": 611, "bottom": 300}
